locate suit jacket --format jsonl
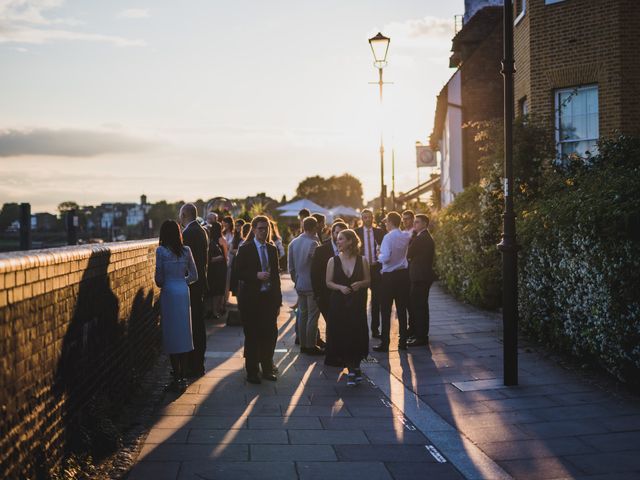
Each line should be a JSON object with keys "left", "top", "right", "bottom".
{"left": 236, "top": 240, "right": 282, "bottom": 310}
{"left": 310, "top": 240, "right": 335, "bottom": 306}
{"left": 355, "top": 226, "right": 385, "bottom": 266}
{"left": 407, "top": 229, "right": 435, "bottom": 284}
{"left": 182, "top": 221, "right": 209, "bottom": 292}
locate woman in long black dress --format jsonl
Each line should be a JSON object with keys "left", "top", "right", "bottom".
{"left": 207, "top": 221, "right": 228, "bottom": 318}
{"left": 325, "top": 229, "right": 371, "bottom": 385}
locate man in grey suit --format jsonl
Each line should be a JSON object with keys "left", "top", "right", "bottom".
{"left": 288, "top": 216, "right": 323, "bottom": 355}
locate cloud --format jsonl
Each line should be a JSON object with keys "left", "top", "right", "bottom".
{"left": 379, "top": 16, "right": 454, "bottom": 50}
{"left": 118, "top": 8, "right": 149, "bottom": 19}
{"left": 0, "top": 0, "right": 145, "bottom": 46}
{"left": 0, "top": 128, "right": 159, "bottom": 157}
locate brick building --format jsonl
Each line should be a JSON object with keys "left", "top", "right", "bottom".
{"left": 430, "top": 3, "right": 504, "bottom": 206}
{"left": 514, "top": 0, "right": 640, "bottom": 157}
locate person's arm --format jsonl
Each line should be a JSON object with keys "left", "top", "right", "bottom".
{"left": 185, "top": 247, "right": 198, "bottom": 285}
{"left": 351, "top": 257, "right": 371, "bottom": 291}
{"left": 378, "top": 234, "right": 391, "bottom": 265}
{"left": 219, "top": 237, "right": 229, "bottom": 261}
{"left": 154, "top": 248, "right": 164, "bottom": 287}
{"left": 287, "top": 241, "right": 296, "bottom": 283}
{"left": 310, "top": 247, "right": 323, "bottom": 296}
{"left": 326, "top": 258, "right": 351, "bottom": 295}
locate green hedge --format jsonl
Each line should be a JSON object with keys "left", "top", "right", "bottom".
{"left": 433, "top": 123, "right": 640, "bottom": 385}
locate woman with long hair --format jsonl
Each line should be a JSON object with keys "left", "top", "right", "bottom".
{"left": 325, "top": 229, "right": 370, "bottom": 386}
{"left": 207, "top": 221, "right": 228, "bottom": 318}
{"left": 155, "top": 220, "right": 198, "bottom": 391}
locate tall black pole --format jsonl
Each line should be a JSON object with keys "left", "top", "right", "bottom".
{"left": 499, "top": 0, "right": 519, "bottom": 386}
{"left": 19, "top": 203, "right": 31, "bottom": 251}
{"left": 378, "top": 67, "right": 386, "bottom": 217}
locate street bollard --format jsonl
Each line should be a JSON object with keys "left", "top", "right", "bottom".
{"left": 67, "top": 209, "right": 78, "bottom": 245}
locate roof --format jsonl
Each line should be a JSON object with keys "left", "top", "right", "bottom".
{"left": 429, "top": 80, "right": 451, "bottom": 149}
{"left": 276, "top": 199, "right": 329, "bottom": 215}
{"left": 450, "top": 6, "right": 502, "bottom": 67}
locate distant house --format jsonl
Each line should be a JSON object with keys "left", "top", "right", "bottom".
{"left": 430, "top": 2, "right": 503, "bottom": 207}
{"left": 513, "top": 0, "right": 640, "bottom": 157}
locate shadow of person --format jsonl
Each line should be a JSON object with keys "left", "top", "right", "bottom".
{"left": 51, "top": 248, "right": 121, "bottom": 474}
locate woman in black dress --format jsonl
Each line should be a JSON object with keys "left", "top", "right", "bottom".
{"left": 325, "top": 229, "right": 371, "bottom": 385}
{"left": 207, "top": 221, "right": 228, "bottom": 318}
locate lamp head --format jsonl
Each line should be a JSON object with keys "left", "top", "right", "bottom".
{"left": 368, "top": 32, "right": 390, "bottom": 68}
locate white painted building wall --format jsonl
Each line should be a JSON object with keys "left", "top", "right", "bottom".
{"left": 440, "top": 70, "right": 464, "bottom": 207}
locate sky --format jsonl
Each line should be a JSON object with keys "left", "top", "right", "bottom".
{"left": 0, "top": 0, "right": 464, "bottom": 213}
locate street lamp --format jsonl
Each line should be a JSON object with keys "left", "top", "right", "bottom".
{"left": 369, "top": 32, "right": 391, "bottom": 216}
{"left": 499, "top": 0, "right": 519, "bottom": 386}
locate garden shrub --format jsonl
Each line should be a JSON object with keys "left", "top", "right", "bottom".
{"left": 518, "top": 135, "right": 640, "bottom": 384}
{"left": 433, "top": 118, "right": 640, "bottom": 385}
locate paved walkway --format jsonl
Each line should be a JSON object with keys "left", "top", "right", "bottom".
{"left": 127, "top": 276, "right": 640, "bottom": 480}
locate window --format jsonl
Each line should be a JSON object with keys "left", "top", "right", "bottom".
{"left": 519, "top": 97, "right": 529, "bottom": 117}
{"left": 555, "top": 85, "right": 599, "bottom": 157}
{"left": 515, "top": 0, "right": 526, "bottom": 25}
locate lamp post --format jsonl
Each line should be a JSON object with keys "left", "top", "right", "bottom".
{"left": 368, "top": 32, "right": 391, "bottom": 216}
{"left": 499, "top": 0, "right": 519, "bottom": 386}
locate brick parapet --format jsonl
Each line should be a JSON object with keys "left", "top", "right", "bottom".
{"left": 0, "top": 240, "right": 161, "bottom": 478}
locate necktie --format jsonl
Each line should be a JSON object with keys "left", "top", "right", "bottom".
{"left": 370, "top": 229, "right": 377, "bottom": 263}
{"left": 259, "top": 244, "right": 270, "bottom": 290}
{"left": 259, "top": 244, "right": 269, "bottom": 272}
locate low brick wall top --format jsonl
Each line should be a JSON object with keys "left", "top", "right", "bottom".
{"left": 0, "top": 239, "right": 158, "bottom": 307}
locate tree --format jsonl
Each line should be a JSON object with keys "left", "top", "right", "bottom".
{"left": 0, "top": 203, "right": 20, "bottom": 231}
{"left": 295, "top": 173, "right": 363, "bottom": 208}
{"left": 148, "top": 200, "right": 182, "bottom": 234}
{"left": 57, "top": 201, "right": 79, "bottom": 217}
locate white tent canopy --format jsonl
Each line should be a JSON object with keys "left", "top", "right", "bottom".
{"left": 329, "top": 205, "right": 360, "bottom": 218}
{"left": 276, "top": 199, "right": 329, "bottom": 215}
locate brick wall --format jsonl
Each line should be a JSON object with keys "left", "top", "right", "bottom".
{"left": 0, "top": 240, "right": 161, "bottom": 479}
{"left": 461, "top": 18, "right": 504, "bottom": 185}
{"left": 514, "top": 0, "right": 640, "bottom": 137}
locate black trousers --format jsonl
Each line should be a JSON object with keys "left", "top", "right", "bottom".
{"left": 380, "top": 268, "right": 410, "bottom": 345}
{"left": 188, "top": 285, "right": 206, "bottom": 375}
{"left": 243, "top": 292, "right": 278, "bottom": 376}
{"left": 410, "top": 281, "right": 432, "bottom": 340}
{"left": 369, "top": 264, "right": 382, "bottom": 334}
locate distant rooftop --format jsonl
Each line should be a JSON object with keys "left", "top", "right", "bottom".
{"left": 464, "top": 0, "right": 502, "bottom": 24}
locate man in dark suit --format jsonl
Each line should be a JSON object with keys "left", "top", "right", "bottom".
{"left": 235, "top": 215, "right": 282, "bottom": 384}
{"left": 311, "top": 221, "right": 347, "bottom": 364}
{"left": 406, "top": 214, "right": 435, "bottom": 346}
{"left": 355, "top": 209, "right": 385, "bottom": 338}
{"left": 179, "top": 203, "right": 209, "bottom": 377}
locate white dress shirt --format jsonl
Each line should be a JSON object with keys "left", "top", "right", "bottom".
{"left": 378, "top": 227, "right": 410, "bottom": 273}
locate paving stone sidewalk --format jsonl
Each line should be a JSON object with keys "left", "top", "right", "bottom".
{"left": 127, "top": 276, "right": 640, "bottom": 480}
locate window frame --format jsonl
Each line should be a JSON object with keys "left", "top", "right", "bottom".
{"left": 554, "top": 84, "right": 599, "bottom": 158}
{"left": 515, "top": 0, "right": 526, "bottom": 25}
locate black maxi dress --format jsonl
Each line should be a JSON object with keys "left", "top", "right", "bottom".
{"left": 324, "top": 255, "right": 369, "bottom": 367}
{"left": 207, "top": 239, "right": 228, "bottom": 296}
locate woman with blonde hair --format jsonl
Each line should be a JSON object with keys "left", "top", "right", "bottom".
{"left": 325, "top": 229, "right": 370, "bottom": 385}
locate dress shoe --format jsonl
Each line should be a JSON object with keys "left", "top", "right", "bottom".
{"left": 373, "top": 344, "right": 389, "bottom": 352}
{"left": 407, "top": 338, "right": 428, "bottom": 347}
{"left": 262, "top": 372, "right": 277, "bottom": 382}
{"left": 246, "top": 374, "right": 261, "bottom": 384}
{"left": 371, "top": 331, "right": 381, "bottom": 339}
